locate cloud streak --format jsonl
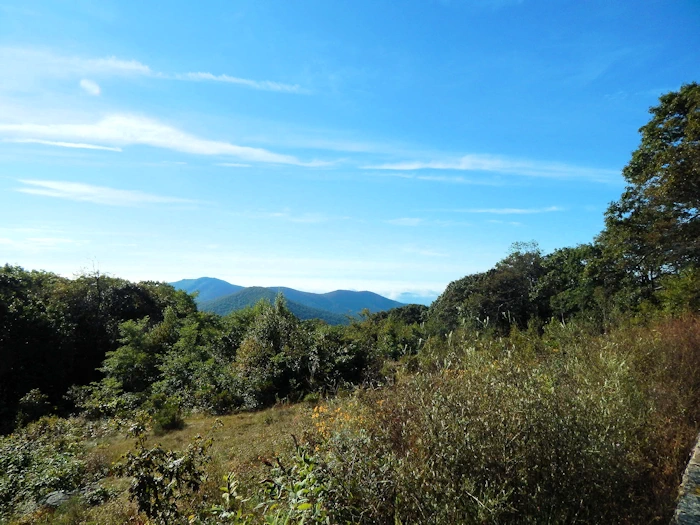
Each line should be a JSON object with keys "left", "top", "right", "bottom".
{"left": 17, "top": 180, "right": 195, "bottom": 207}
{"left": 0, "top": 114, "right": 326, "bottom": 165}
{"left": 442, "top": 206, "right": 564, "bottom": 214}
{"left": 0, "top": 47, "right": 306, "bottom": 94}
{"left": 3, "top": 138, "right": 122, "bottom": 151}
{"left": 173, "top": 72, "right": 307, "bottom": 94}
{"left": 365, "top": 153, "right": 619, "bottom": 182}
{"left": 385, "top": 217, "right": 472, "bottom": 227}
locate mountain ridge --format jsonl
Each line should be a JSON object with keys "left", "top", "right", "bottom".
{"left": 171, "top": 277, "right": 406, "bottom": 325}
{"left": 170, "top": 277, "right": 243, "bottom": 302}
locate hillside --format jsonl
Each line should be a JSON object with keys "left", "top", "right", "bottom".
{"left": 170, "top": 277, "right": 243, "bottom": 302}
{"left": 172, "top": 277, "right": 406, "bottom": 318}
{"left": 199, "top": 286, "right": 350, "bottom": 325}
{"left": 267, "top": 286, "right": 404, "bottom": 315}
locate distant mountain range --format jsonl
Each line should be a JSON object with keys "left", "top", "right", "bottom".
{"left": 172, "top": 277, "right": 243, "bottom": 302}
{"left": 170, "top": 277, "right": 406, "bottom": 325}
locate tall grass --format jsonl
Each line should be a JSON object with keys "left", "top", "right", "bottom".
{"left": 296, "top": 315, "right": 700, "bottom": 523}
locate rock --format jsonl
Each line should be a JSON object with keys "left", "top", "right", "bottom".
{"left": 43, "top": 490, "right": 71, "bottom": 508}
{"left": 673, "top": 433, "right": 700, "bottom": 524}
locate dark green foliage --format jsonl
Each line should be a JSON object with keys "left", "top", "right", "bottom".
{"left": 385, "top": 303, "right": 429, "bottom": 325}
{"left": 0, "top": 266, "right": 73, "bottom": 432}
{"left": 14, "top": 388, "right": 52, "bottom": 427}
{"left": 601, "top": 82, "right": 700, "bottom": 304}
{"left": 428, "top": 242, "right": 547, "bottom": 335}
{"left": 147, "top": 394, "right": 185, "bottom": 435}
{"left": 0, "top": 266, "right": 197, "bottom": 431}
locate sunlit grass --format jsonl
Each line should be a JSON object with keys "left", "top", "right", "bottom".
{"left": 12, "top": 403, "right": 314, "bottom": 524}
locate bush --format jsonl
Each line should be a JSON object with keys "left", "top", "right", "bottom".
{"left": 288, "top": 317, "right": 700, "bottom": 524}
{"left": 14, "top": 388, "right": 52, "bottom": 427}
{"left": 0, "top": 417, "right": 89, "bottom": 521}
{"left": 115, "top": 428, "right": 211, "bottom": 524}
{"left": 147, "top": 394, "right": 185, "bottom": 435}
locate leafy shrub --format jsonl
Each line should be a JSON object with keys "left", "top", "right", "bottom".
{"left": 260, "top": 440, "right": 331, "bottom": 524}
{"left": 147, "top": 393, "right": 185, "bottom": 435}
{"left": 0, "top": 417, "right": 88, "bottom": 521}
{"left": 115, "top": 427, "right": 212, "bottom": 524}
{"left": 68, "top": 377, "right": 142, "bottom": 420}
{"left": 14, "top": 388, "right": 52, "bottom": 427}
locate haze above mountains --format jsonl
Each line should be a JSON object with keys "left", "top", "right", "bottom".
{"left": 171, "top": 277, "right": 409, "bottom": 325}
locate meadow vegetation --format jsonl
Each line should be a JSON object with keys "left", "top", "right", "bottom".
{"left": 0, "top": 83, "right": 698, "bottom": 523}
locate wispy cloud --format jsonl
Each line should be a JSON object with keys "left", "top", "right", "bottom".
{"left": 79, "top": 79, "right": 101, "bottom": 96}
{"left": 172, "top": 72, "right": 307, "bottom": 94}
{"left": 3, "top": 138, "right": 121, "bottom": 151}
{"left": 386, "top": 217, "right": 472, "bottom": 227}
{"left": 365, "top": 153, "right": 619, "bottom": 183}
{"left": 440, "top": 206, "right": 564, "bottom": 214}
{"left": 377, "top": 171, "right": 505, "bottom": 186}
{"left": 17, "top": 180, "right": 195, "bottom": 207}
{"left": 0, "top": 114, "right": 327, "bottom": 166}
{"left": 0, "top": 47, "right": 306, "bottom": 94}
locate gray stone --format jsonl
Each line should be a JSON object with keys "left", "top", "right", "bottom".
{"left": 43, "top": 490, "right": 71, "bottom": 508}
{"left": 673, "top": 434, "right": 700, "bottom": 524}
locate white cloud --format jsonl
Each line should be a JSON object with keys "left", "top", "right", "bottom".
{"left": 386, "top": 217, "right": 471, "bottom": 227}
{"left": 0, "top": 114, "right": 326, "bottom": 165}
{"left": 365, "top": 153, "right": 619, "bottom": 182}
{"left": 3, "top": 138, "right": 121, "bottom": 151}
{"left": 0, "top": 47, "right": 305, "bottom": 94}
{"left": 79, "top": 79, "right": 101, "bottom": 96}
{"left": 374, "top": 171, "right": 505, "bottom": 186}
{"left": 449, "top": 206, "right": 564, "bottom": 214}
{"left": 173, "top": 72, "right": 307, "bottom": 94}
{"left": 17, "top": 180, "right": 195, "bottom": 207}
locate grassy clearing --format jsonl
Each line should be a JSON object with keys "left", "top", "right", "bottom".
{"left": 9, "top": 403, "right": 314, "bottom": 524}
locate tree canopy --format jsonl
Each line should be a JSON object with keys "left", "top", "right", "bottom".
{"left": 602, "top": 82, "right": 700, "bottom": 297}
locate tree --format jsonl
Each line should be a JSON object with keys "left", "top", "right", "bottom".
{"left": 428, "top": 242, "right": 547, "bottom": 335}
{"left": 602, "top": 83, "right": 700, "bottom": 301}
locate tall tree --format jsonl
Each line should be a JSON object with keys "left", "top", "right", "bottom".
{"left": 601, "top": 83, "right": 700, "bottom": 300}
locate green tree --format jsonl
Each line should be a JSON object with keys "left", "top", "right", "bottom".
{"left": 602, "top": 82, "right": 700, "bottom": 304}
{"left": 428, "top": 242, "right": 547, "bottom": 335}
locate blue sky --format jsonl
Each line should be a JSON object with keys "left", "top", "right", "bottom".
{"left": 0, "top": 0, "right": 697, "bottom": 304}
